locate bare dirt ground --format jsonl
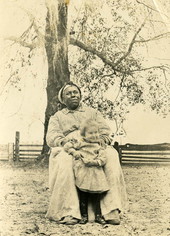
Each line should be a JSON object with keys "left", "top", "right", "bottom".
{"left": 0, "top": 161, "right": 170, "bottom": 236}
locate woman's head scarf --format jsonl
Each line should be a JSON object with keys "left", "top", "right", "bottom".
{"left": 58, "top": 82, "right": 82, "bottom": 104}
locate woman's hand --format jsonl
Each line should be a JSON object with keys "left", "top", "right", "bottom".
{"left": 61, "top": 137, "right": 71, "bottom": 146}
{"left": 84, "top": 158, "right": 99, "bottom": 167}
{"left": 72, "top": 151, "right": 82, "bottom": 160}
{"left": 97, "top": 138, "right": 106, "bottom": 148}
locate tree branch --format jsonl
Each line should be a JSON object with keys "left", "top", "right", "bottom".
{"left": 70, "top": 18, "right": 147, "bottom": 71}
{"left": 113, "top": 74, "right": 126, "bottom": 103}
{"left": 70, "top": 15, "right": 170, "bottom": 76}
{"left": 5, "top": 36, "right": 36, "bottom": 49}
{"left": 130, "top": 65, "right": 169, "bottom": 72}
{"left": 70, "top": 37, "right": 170, "bottom": 75}
{"left": 20, "top": 21, "right": 34, "bottom": 38}
{"left": 135, "top": 32, "right": 170, "bottom": 43}
{"left": 163, "top": 69, "right": 170, "bottom": 93}
{"left": 0, "top": 72, "right": 16, "bottom": 96}
{"left": 70, "top": 37, "right": 118, "bottom": 71}
{"left": 4, "top": 10, "right": 45, "bottom": 49}
{"left": 136, "top": 0, "right": 169, "bottom": 19}
{"left": 20, "top": 8, "right": 44, "bottom": 43}
{"left": 15, "top": 6, "right": 45, "bottom": 46}
{"left": 136, "top": 0, "right": 158, "bottom": 13}
{"left": 70, "top": 37, "right": 130, "bottom": 73}
{"left": 114, "top": 19, "right": 147, "bottom": 66}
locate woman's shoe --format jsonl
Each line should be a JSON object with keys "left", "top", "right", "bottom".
{"left": 59, "top": 216, "right": 79, "bottom": 225}
{"left": 79, "top": 215, "right": 88, "bottom": 224}
{"left": 95, "top": 215, "right": 106, "bottom": 225}
{"left": 106, "top": 209, "right": 120, "bottom": 225}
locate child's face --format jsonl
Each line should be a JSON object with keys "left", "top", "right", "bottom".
{"left": 85, "top": 126, "right": 99, "bottom": 142}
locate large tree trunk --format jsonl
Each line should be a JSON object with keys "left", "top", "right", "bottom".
{"left": 41, "top": 0, "right": 70, "bottom": 156}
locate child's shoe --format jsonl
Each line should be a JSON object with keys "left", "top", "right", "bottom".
{"left": 79, "top": 214, "right": 88, "bottom": 224}
{"left": 95, "top": 215, "right": 106, "bottom": 225}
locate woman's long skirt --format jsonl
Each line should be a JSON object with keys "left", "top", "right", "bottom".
{"left": 46, "top": 146, "right": 127, "bottom": 221}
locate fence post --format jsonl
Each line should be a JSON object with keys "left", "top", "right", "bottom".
{"left": 113, "top": 141, "right": 122, "bottom": 164}
{"left": 8, "top": 143, "right": 14, "bottom": 162}
{"left": 14, "top": 131, "right": 20, "bottom": 161}
{"left": 119, "top": 148, "right": 122, "bottom": 164}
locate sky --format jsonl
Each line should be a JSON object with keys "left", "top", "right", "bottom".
{"left": 0, "top": 0, "right": 170, "bottom": 145}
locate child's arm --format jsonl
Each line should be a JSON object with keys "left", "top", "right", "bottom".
{"left": 83, "top": 159, "right": 100, "bottom": 166}
{"left": 96, "top": 149, "right": 107, "bottom": 166}
{"left": 63, "top": 141, "right": 74, "bottom": 153}
{"left": 64, "top": 141, "right": 82, "bottom": 160}
{"left": 68, "top": 148, "right": 82, "bottom": 160}
{"left": 82, "top": 149, "right": 106, "bottom": 167}
{"left": 83, "top": 155, "right": 101, "bottom": 167}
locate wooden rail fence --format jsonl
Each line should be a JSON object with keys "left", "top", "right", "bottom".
{"left": 0, "top": 143, "right": 14, "bottom": 161}
{"left": 14, "top": 131, "right": 42, "bottom": 161}
{"left": 14, "top": 144, "right": 43, "bottom": 161}
{"left": 117, "top": 143, "right": 170, "bottom": 164}
{"left": 1, "top": 132, "right": 170, "bottom": 163}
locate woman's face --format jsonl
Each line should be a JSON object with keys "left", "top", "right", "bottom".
{"left": 62, "top": 86, "right": 81, "bottom": 110}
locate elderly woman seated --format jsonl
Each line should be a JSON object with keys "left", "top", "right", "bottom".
{"left": 46, "top": 82, "right": 127, "bottom": 225}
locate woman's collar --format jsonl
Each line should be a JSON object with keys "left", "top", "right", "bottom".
{"left": 62, "top": 103, "right": 85, "bottom": 114}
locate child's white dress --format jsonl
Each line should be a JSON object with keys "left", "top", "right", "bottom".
{"left": 65, "top": 139, "right": 110, "bottom": 193}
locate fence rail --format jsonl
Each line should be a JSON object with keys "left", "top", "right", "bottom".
{"left": 0, "top": 143, "right": 14, "bottom": 161}
{"left": 14, "top": 145, "right": 43, "bottom": 161}
{"left": 1, "top": 132, "right": 170, "bottom": 163}
{"left": 13, "top": 131, "right": 43, "bottom": 161}
{"left": 118, "top": 143, "right": 170, "bottom": 164}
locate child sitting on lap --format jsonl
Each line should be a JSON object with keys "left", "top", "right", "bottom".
{"left": 64, "top": 119, "right": 110, "bottom": 224}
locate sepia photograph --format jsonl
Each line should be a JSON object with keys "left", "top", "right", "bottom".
{"left": 0, "top": 0, "right": 170, "bottom": 235}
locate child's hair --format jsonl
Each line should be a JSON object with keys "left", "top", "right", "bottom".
{"left": 80, "top": 119, "right": 99, "bottom": 137}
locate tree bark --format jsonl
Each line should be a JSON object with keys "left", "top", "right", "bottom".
{"left": 41, "top": 0, "right": 70, "bottom": 156}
